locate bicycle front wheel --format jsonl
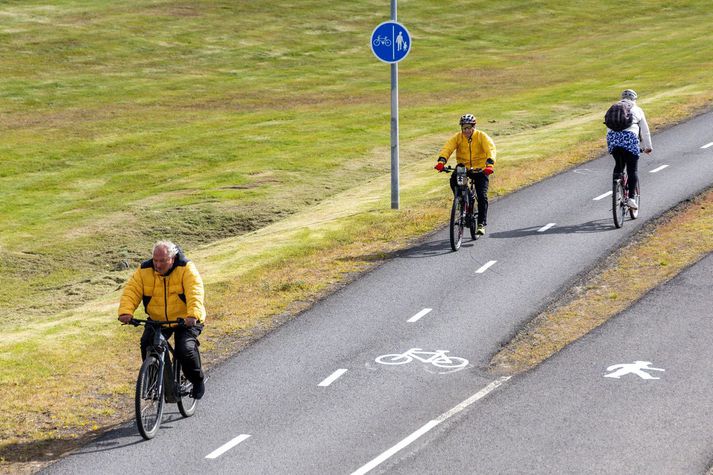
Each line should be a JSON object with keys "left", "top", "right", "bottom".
{"left": 450, "top": 196, "right": 464, "bottom": 251}
{"left": 175, "top": 359, "right": 197, "bottom": 417}
{"left": 612, "top": 179, "right": 625, "bottom": 228}
{"left": 135, "top": 355, "right": 164, "bottom": 440}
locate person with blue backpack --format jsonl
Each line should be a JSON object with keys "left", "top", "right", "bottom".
{"left": 604, "top": 89, "right": 653, "bottom": 209}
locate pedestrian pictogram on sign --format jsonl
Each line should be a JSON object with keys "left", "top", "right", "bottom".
{"left": 370, "top": 21, "right": 411, "bottom": 64}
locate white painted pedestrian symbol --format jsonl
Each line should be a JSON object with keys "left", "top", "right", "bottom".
{"left": 604, "top": 361, "right": 665, "bottom": 380}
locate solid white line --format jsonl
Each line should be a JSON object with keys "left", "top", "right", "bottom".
{"left": 351, "top": 420, "right": 440, "bottom": 475}
{"left": 593, "top": 191, "right": 612, "bottom": 201}
{"left": 407, "top": 308, "right": 432, "bottom": 323}
{"left": 537, "top": 223, "right": 556, "bottom": 233}
{"left": 318, "top": 369, "right": 348, "bottom": 387}
{"left": 435, "top": 376, "right": 511, "bottom": 421}
{"left": 351, "top": 376, "right": 510, "bottom": 475}
{"left": 475, "top": 260, "right": 497, "bottom": 274}
{"left": 649, "top": 164, "right": 669, "bottom": 173}
{"left": 205, "top": 434, "right": 251, "bottom": 459}
{"left": 702, "top": 142, "right": 713, "bottom": 149}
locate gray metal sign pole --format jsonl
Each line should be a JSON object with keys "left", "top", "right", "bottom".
{"left": 390, "top": 0, "right": 399, "bottom": 209}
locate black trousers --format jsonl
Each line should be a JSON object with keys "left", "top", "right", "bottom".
{"left": 611, "top": 147, "right": 639, "bottom": 198}
{"left": 450, "top": 172, "right": 490, "bottom": 226}
{"left": 141, "top": 324, "right": 204, "bottom": 385}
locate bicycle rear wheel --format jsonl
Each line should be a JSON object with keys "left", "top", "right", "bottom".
{"left": 629, "top": 182, "right": 640, "bottom": 219}
{"left": 175, "top": 359, "right": 197, "bottom": 417}
{"left": 612, "top": 179, "right": 625, "bottom": 228}
{"left": 135, "top": 355, "right": 164, "bottom": 440}
{"left": 449, "top": 195, "right": 464, "bottom": 251}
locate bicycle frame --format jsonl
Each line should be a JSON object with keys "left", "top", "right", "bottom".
{"left": 612, "top": 169, "right": 640, "bottom": 228}
{"left": 152, "top": 326, "right": 177, "bottom": 401}
{"left": 442, "top": 164, "right": 480, "bottom": 250}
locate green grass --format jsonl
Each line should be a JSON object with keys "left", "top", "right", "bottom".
{"left": 2, "top": 0, "right": 713, "bottom": 467}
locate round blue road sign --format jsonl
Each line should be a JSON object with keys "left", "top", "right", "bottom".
{"left": 370, "top": 21, "right": 411, "bottom": 64}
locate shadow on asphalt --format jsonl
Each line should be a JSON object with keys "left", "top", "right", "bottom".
{"left": 397, "top": 238, "right": 477, "bottom": 259}
{"left": 489, "top": 219, "right": 613, "bottom": 239}
{"left": 2, "top": 409, "right": 190, "bottom": 470}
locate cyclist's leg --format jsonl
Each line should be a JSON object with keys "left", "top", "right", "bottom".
{"left": 174, "top": 325, "right": 205, "bottom": 392}
{"left": 611, "top": 148, "right": 626, "bottom": 181}
{"left": 474, "top": 173, "right": 489, "bottom": 226}
{"left": 139, "top": 325, "right": 156, "bottom": 360}
{"left": 449, "top": 171, "right": 457, "bottom": 196}
{"left": 626, "top": 152, "right": 640, "bottom": 198}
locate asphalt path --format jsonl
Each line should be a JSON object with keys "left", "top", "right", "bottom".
{"left": 43, "top": 111, "right": 713, "bottom": 474}
{"left": 389, "top": 252, "right": 713, "bottom": 474}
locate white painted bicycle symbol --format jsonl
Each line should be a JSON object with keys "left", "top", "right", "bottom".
{"left": 375, "top": 348, "right": 469, "bottom": 371}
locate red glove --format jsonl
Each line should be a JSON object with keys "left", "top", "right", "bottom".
{"left": 483, "top": 165, "right": 494, "bottom": 176}
{"left": 435, "top": 162, "right": 445, "bottom": 172}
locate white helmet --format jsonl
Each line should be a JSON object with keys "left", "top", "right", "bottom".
{"left": 459, "top": 114, "right": 476, "bottom": 126}
{"left": 621, "top": 89, "right": 638, "bottom": 101}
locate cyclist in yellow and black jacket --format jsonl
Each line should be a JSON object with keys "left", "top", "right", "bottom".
{"left": 435, "top": 113, "right": 497, "bottom": 235}
{"left": 118, "top": 240, "right": 207, "bottom": 399}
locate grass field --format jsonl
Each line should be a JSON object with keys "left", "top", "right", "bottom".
{"left": 2, "top": 0, "right": 713, "bottom": 469}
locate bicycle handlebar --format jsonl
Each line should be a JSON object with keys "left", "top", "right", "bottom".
{"left": 126, "top": 318, "right": 186, "bottom": 327}
{"left": 439, "top": 165, "right": 484, "bottom": 174}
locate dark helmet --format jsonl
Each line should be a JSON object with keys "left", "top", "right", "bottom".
{"left": 459, "top": 114, "right": 476, "bottom": 126}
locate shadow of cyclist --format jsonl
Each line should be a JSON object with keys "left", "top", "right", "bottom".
{"left": 488, "top": 219, "right": 612, "bottom": 239}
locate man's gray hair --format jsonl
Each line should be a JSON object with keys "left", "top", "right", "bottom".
{"left": 153, "top": 240, "right": 179, "bottom": 258}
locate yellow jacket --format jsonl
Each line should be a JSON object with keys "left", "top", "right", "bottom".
{"left": 438, "top": 130, "right": 496, "bottom": 169}
{"left": 118, "top": 253, "right": 206, "bottom": 323}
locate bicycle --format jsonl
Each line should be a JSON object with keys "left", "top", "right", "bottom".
{"left": 441, "top": 164, "right": 481, "bottom": 251}
{"left": 612, "top": 168, "right": 640, "bottom": 228}
{"left": 126, "top": 318, "right": 198, "bottom": 440}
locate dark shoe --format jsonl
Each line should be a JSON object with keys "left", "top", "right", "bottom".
{"left": 191, "top": 380, "right": 205, "bottom": 399}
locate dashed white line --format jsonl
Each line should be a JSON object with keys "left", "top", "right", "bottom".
{"left": 537, "top": 223, "right": 556, "bottom": 233}
{"left": 650, "top": 165, "right": 669, "bottom": 173}
{"left": 702, "top": 142, "right": 713, "bottom": 149}
{"left": 475, "top": 260, "right": 497, "bottom": 274}
{"left": 593, "top": 191, "right": 612, "bottom": 201}
{"left": 318, "top": 369, "right": 348, "bottom": 387}
{"left": 350, "top": 376, "right": 510, "bottom": 475}
{"left": 206, "top": 434, "right": 251, "bottom": 459}
{"left": 407, "top": 308, "right": 432, "bottom": 323}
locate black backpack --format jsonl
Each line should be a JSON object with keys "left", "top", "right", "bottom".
{"left": 604, "top": 101, "right": 634, "bottom": 131}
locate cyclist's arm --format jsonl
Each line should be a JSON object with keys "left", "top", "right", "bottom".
{"left": 437, "top": 133, "right": 460, "bottom": 163}
{"left": 118, "top": 268, "right": 143, "bottom": 319}
{"left": 480, "top": 132, "right": 497, "bottom": 165}
{"left": 638, "top": 110, "right": 653, "bottom": 153}
{"left": 183, "top": 262, "right": 206, "bottom": 324}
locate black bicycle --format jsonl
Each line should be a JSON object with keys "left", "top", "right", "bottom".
{"left": 441, "top": 164, "right": 481, "bottom": 251}
{"left": 127, "top": 318, "right": 198, "bottom": 439}
{"left": 612, "top": 168, "right": 640, "bottom": 228}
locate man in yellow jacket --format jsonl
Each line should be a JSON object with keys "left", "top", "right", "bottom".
{"left": 118, "top": 240, "right": 207, "bottom": 399}
{"left": 435, "top": 113, "right": 497, "bottom": 235}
